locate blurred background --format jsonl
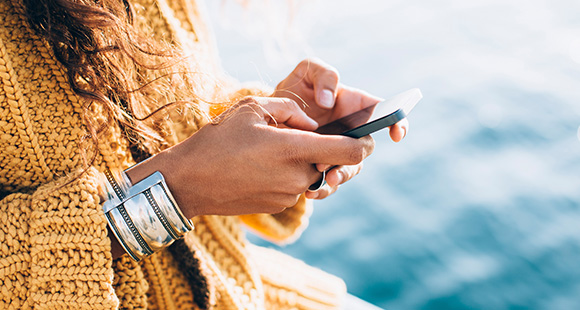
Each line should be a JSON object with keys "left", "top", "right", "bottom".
{"left": 206, "top": 0, "right": 580, "bottom": 309}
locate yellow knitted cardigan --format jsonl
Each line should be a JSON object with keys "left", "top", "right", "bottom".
{"left": 0, "top": 0, "right": 346, "bottom": 309}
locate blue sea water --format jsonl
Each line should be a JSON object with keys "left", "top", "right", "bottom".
{"left": 207, "top": 0, "right": 580, "bottom": 309}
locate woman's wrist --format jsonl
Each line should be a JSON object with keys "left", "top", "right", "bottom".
{"left": 124, "top": 150, "right": 198, "bottom": 220}
{"left": 124, "top": 152, "right": 169, "bottom": 190}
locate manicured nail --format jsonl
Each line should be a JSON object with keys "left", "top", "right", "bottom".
{"left": 318, "top": 89, "right": 334, "bottom": 108}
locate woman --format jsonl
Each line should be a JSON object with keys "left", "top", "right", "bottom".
{"left": 0, "top": 0, "right": 407, "bottom": 308}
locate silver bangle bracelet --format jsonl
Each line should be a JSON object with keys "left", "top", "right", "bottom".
{"left": 102, "top": 168, "right": 194, "bottom": 262}
{"left": 125, "top": 171, "right": 194, "bottom": 234}
{"left": 102, "top": 168, "right": 132, "bottom": 202}
{"left": 104, "top": 202, "right": 153, "bottom": 260}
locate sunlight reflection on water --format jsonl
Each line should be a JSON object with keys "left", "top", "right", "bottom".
{"left": 208, "top": 0, "right": 580, "bottom": 308}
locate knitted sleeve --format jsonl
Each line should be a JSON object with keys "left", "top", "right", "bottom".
{"left": 0, "top": 168, "right": 119, "bottom": 309}
{"left": 248, "top": 244, "right": 347, "bottom": 309}
{"left": 239, "top": 195, "right": 313, "bottom": 243}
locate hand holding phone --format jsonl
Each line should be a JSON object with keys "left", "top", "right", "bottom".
{"left": 308, "top": 88, "right": 422, "bottom": 191}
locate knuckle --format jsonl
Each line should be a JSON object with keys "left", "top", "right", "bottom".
{"left": 338, "top": 167, "right": 352, "bottom": 181}
{"left": 365, "top": 136, "right": 376, "bottom": 154}
{"left": 307, "top": 58, "right": 339, "bottom": 80}
{"left": 295, "top": 59, "right": 313, "bottom": 75}
{"left": 267, "top": 195, "right": 299, "bottom": 213}
{"left": 299, "top": 58, "right": 312, "bottom": 67}
{"left": 236, "top": 96, "right": 262, "bottom": 113}
{"left": 356, "top": 136, "right": 375, "bottom": 158}
{"left": 347, "top": 146, "right": 365, "bottom": 164}
{"left": 266, "top": 204, "right": 288, "bottom": 214}
{"left": 237, "top": 96, "right": 257, "bottom": 106}
{"left": 214, "top": 96, "right": 260, "bottom": 123}
{"left": 298, "top": 178, "right": 313, "bottom": 194}
{"left": 282, "top": 98, "right": 299, "bottom": 110}
{"left": 283, "top": 194, "right": 301, "bottom": 208}
{"left": 300, "top": 57, "right": 321, "bottom": 66}
{"left": 237, "top": 96, "right": 274, "bottom": 119}
{"left": 286, "top": 175, "right": 308, "bottom": 194}
{"left": 325, "top": 68, "right": 340, "bottom": 83}
{"left": 299, "top": 170, "right": 319, "bottom": 193}
{"left": 348, "top": 148, "right": 365, "bottom": 165}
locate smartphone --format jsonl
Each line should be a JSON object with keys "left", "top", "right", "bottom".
{"left": 315, "top": 88, "right": 422, "bottom": 138}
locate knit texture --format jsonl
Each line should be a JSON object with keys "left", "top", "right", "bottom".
{"left": 0, "top": 0, "right": 347, "bottom": 309}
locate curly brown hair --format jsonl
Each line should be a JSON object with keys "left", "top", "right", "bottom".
{"left": 24, "top": 0, "right": 212, "bottom": 159}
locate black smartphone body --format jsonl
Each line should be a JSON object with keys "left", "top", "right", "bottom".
{"left": 315, "top": 88, "right": 422, "bottom": 138}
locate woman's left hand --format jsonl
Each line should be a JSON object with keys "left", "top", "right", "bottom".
{"left": 273, "top": 58, "right": 409, "bottom": 199}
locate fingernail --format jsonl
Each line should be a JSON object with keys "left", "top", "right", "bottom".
{"left": 318, "top": 89, "right": 334, "bottom": 108}
{"left": 317, "top": 164, "right": 331, "bottom": 172}
{"left": 402, "top": 126, "right": 407, "bottom": 139}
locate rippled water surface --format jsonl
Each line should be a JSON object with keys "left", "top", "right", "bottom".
{"left": 208, "top": 1, "right": 580, "bottom": 308}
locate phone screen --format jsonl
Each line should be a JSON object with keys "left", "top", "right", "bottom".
{"left": 314, "top": 88, "right": 422, "bottom": 138}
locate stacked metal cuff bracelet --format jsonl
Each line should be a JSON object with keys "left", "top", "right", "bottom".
{"left": 102, "top": 168, "right": 194, "bottom": 262}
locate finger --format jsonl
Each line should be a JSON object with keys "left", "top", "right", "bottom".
{"left": 289, "top": 131, "right": 375, "bottom": 166}
{"left": 389, "top": 118, "right": 409, "bottom": 143}
{"left": 305, "top": 183, "right": 339, "bottom": 200}
{"left": 315, "top": 163, "right": 331, "bottom": 172}
{"left": 325, "top": 164, "right": 363, "bottom": 188}
{"left": 304, "top": 189, "right": 320, "bottom": 199}
{"left": 308, "top": 164, "right": 363, "bottom": 199}
{"left": 251, "top": 97, "right": 319, "bottom": 130}
{"left": 297, "top": 58, "right": 340, "bottom": 109}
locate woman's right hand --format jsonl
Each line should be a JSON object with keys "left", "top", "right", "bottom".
{"left": 126, "top": 97, "right": 374, "bottom": 218}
